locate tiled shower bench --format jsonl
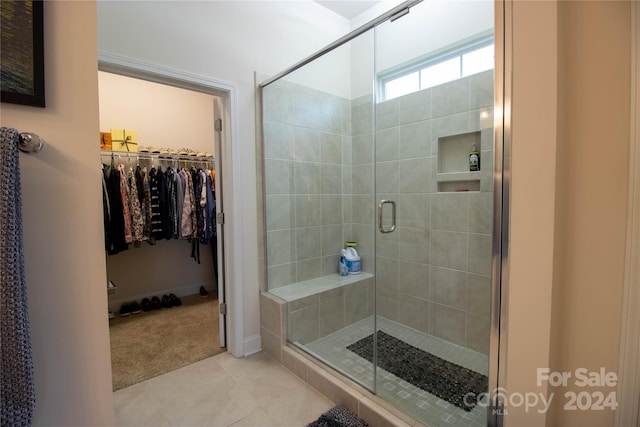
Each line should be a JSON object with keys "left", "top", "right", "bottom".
{"left": 260, "top": 275, "right": 419, "bottom": 427}
{"left": 269, "top": 273, "right": 374, "bottom": 345}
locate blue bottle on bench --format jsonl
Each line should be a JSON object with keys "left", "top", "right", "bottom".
{"left": 339, "top": 249, "right": 349, "bottom": 276}
{"left": 345, "top": 246, "right": 361, "bottom": 275}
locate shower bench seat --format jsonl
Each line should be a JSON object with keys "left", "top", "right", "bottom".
{"left": 269, "top": 272, "right": 375, "bottom": 344}
{"left": 269, "top": 272, "right": 374, "bottom": 302}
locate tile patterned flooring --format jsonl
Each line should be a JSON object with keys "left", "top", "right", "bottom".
{"left": 303, "top": 317, "right": 489, "bottom": 427}
{"left": 113, "top": 351, "right": 334, "bottom": 426}
{"left": 115, "top": 318, "right": 489, "bottom": 427}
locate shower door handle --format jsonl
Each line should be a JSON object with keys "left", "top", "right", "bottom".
{"left": 378, "top": 199, "right": 396, "bottom": 233}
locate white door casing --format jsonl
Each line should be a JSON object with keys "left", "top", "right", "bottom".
{"left": 98, "top": 52, "right": 245, "bottom": 357}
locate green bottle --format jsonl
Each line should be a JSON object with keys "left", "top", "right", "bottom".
{"left": 469, "top": 144, "right": 480, "bottom": 171}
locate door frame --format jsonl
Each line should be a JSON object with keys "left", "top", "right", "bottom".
{"left": 98, "top": 51, "right": 244, "bottom": 357}
{"left": 615, "top": 2, "right": 640, "bottom": 425}
{"left": 213, "top": 96, "right": 227, "bottom": 348}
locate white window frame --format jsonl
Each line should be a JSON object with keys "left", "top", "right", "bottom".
{"left": 379, "top": 36, "right": 494, "bottom": 101}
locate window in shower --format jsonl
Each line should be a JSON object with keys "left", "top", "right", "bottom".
{"left": 381, "top": 36, "right": 494, "bottom": 101}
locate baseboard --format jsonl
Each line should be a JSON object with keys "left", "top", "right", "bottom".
{"left": 244, "top": 334, "right": 262, "bottom": 356}
{"left": 108, "top": 281, "right": 216, "bottom": 311}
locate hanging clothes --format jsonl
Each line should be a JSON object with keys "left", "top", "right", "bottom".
{"left": 118, "top": 165, "right": 133, "bottom": 244}
{"left": 166, "top": 167, "right": 184, "bottom": 240}
{"left": 107, "top": 163, "right": 128, "bottom": 254}
{"left": 127, "top": 167, "right": 144, "bottom": 245}
{"left": 199, "top": 169, "right": 209, "bottom": 241}
{"left": 192, "top": 168, "right": 205, "bottom": 241}
{"left": 180, "top": 169, "right": 196, "bottom": 239}
{"left": 140, "top": 167, "right": 153, "bottom": 242}
{"left": 100, "top": 153, "right": 219, "bottom": 266}
{"left": 150, "top": 166, "right": 164, "bottom": 240}
{"left": 158, "top": 166, "right": 171, "bottom": 240}
{"left": 204, "top": 171, "right": 214, "bottom": 244}
{"left": 102, "top": 167, "right": 112, "bottom": 252}
{"left": 165, "top": 167, "right": 177, "bottom": 240}
{"left": 175, "top": 169, "right": 184, "bottom": 240}
{"left": 135, "top": 165, "right": 145, "bottom": 205}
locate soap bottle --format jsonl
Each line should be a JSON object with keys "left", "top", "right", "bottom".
{"left": 344, "top": 243, "right": 361, "bottom": 275}
{"left": 339, "top": 249, "right": 348, "bottom": 276}
{"left": 469, "top": 144, "right": 480, "bottom": 171}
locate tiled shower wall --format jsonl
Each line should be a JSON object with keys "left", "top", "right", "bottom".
{"left": 263, "top": 80, "right": 352, "bottom": 289}
{"left": 262, "top": 69, "right": 494, "bottom": 354}
{"left": 367, "top": 70, "right": 494, "bottom": 355}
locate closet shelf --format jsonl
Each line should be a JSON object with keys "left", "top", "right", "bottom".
{"left": 101, "top": 150, "right": 215, "bottom": 167}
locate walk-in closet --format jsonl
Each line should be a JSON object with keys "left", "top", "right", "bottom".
{"left": 98, "top": 71, "right": 225, "bottom": 391}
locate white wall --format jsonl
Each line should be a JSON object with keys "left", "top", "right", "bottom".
{"left": 97, "top": 0, "right": 351, "bottom": 352}
{"left": 374, "top": 0, "right": 493, "bottom": 71}
{"left": 280, "top": 40, "right": 353, "bottom": 99}
{"left": 350, "top": 0, "right": 494, "bottom": 98}
{"left": 0, "top": 2, "right": 115, "bottom": 425}
{"left": 99, "top": 71, "right": 217, "bottom": 153}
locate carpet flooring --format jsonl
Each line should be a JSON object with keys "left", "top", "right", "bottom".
{"left": 109, "top": 293, "right": 224, "bottom": 391}
{"left": 347, "top": 331, "right": 488, "bottom": 411}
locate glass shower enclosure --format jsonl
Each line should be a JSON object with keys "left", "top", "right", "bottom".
{"left": 261, "top": 1, "right": 498, "bottom": 425}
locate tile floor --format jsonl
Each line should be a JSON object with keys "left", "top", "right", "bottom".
{"left": 303, "top": 317, "right": 489, "bottom": 427}
{"left": 114, "top": 318, "right": 490, "bottom": 427}
{"left": 113, "top": 351, "right": 334, "bottom": 426}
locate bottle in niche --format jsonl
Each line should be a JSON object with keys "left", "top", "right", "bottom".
{"left": 469, "top": 144, "right": 480, "bottom": 171}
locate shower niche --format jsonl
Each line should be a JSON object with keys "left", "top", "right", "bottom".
{"left": 437, "top": 131, "right": 482, "bottom": 192}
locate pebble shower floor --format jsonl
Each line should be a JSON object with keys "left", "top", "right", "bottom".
{"left": 302, "top": 317, "right": 489, "bottom": 427}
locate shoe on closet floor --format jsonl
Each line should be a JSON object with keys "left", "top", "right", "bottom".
{"left": 161, "top": 295, "right": 173, "bottom": 309}
{"left": 108, "top": 309, "right": 115, "bottom": 320}
{"left": 199, "top": 286, "right": 209, "bottom": 298}
{"left": 169, "top": 293, "right": 182, "bottom": 307}
{"left": 141, "top": 298, "right": 152, "bottom": 312}
{"left": 151, "top": 296, "right": 162, "bottom": 310}
{"left": 119, "top": 303, "right": 131, "bottom": 317}
{"left": 129, "top": 301, "right": 142, "bottom": 315}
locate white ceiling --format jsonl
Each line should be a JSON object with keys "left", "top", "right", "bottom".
{"left": 315, "top": 1, "right": 381, "bottom": 20}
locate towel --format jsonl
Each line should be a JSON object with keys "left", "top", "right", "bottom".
{"left": 0, "top": 127, "right": 35, "bottom": 426}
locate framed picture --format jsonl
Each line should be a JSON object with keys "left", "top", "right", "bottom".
{"left": 0, "top": 0, "right": 45, "bottom": 107}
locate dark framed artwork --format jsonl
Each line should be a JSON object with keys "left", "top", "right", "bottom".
{"left": 0, "top": 0, "right": 45, "bottom": 107}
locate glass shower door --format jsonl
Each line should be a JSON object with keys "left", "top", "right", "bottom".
{"left": 262, "top": 27, "right": 378, "bottom": 392}
{"left": 372, "top": 2, "right": 494, "bottom": 425}
{"left": 262, "top": 1, "right": 497, "bottom": 425}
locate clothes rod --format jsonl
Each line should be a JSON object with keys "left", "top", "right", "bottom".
{"left": 17, "top": 132, "right": 44, "bottom": 154}
{"left": 100, "top": 150, "right": 215, "bottom": 166}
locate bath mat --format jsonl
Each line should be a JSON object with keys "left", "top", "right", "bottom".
{"left": 347, "top": 331, "right": 487, "bottom": 411}
{"left": 307, "top": 405, "right": 369, "bottom": 427}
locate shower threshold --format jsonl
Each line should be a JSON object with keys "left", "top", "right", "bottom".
{"left": 297, "top": 317, "right": 489, "bottom": 427}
